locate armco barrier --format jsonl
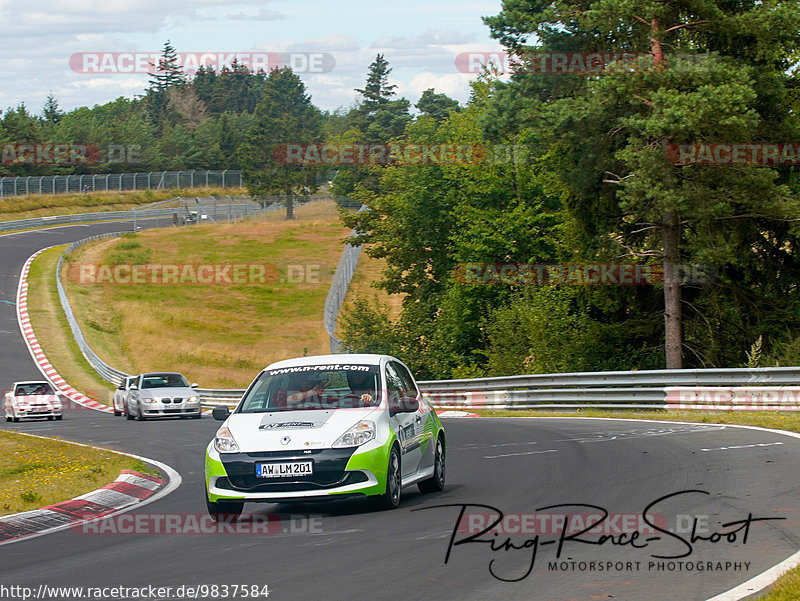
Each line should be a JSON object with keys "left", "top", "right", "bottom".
{"left": 323, "top": 205, "right": 367, "bottom": 353}
{"left": 0, "top": 195, "right": 254, "bottom": 233}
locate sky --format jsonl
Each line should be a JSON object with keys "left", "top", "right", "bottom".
{"left": 0, "top": 0, "right": 507, "bottom": 115}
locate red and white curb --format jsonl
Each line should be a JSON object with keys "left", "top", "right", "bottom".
{"left": 0, "top": 432, "right": 182, "bottom": 547}
{"left": 0, "top": 470, "right": 161, "bottom": 544}
{"left": 436, "top": 410, "right": 479, "bottom": 418}
{"left": 17, "top": 248, "right": 114, "bottom": 414}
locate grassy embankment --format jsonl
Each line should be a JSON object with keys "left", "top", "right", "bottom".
{"left": 0, "top": 430, "right": 155, "bottom": 517}
{"left": 56, "top": 200, "right": 350, "bottom": 389}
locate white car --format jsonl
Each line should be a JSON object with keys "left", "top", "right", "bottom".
{"left": 205, "top": 354, "right": 446, "bottom": 519}
{"left": 112, "top": 376, "right": 137, "bottom": 416}
{"left": 125, "top": 372, "right": 202, "bottom": 420}
{"left": 4, "top": 381, "right": 63, "bottom": 422}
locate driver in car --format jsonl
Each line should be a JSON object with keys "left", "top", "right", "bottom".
{"left": 286, "top": 374, "right": 327, "bottom": 408}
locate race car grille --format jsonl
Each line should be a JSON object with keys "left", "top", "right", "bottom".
{"left": 216, "top": 471, "right": 368, "bottom": 493}
{"left": 220, "top": 448, "right": 358, "bottom": 491}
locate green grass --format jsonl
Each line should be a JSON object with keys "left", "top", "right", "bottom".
{"left": 462, "top": 408, "right": 800, "bottom": 433}
{"left": 27, "top": 246, "right": 117, "bottom": 404}
{"left": 0, "top": 431, "right": 157, "bottom": 516}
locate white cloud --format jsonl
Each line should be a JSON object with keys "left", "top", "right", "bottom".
{"left": 0, "top": 0, "right": 503, "bottom": 113}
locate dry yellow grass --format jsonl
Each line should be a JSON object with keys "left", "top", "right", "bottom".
{"left": 62, "top": 200, "right": 351, "bottom": 387}
{"left": 0, "top": 431, "right": 153, "bottom": 516}
{"left": 341, "top": 245, "right": 404, "bottom": 321}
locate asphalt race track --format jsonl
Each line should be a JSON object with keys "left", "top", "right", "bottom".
{"left": 3, "top": 223, "right": 800, "bottom": 601}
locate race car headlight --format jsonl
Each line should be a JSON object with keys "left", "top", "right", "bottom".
{"left": 333, "top": 420, "right": 375, "bottom": 448}
{"left": 143, "top": 397, "right": 158, "bottom": 404}
{"left": 187, "top": 396, "right": 199, "bottom": 404}
{"left": 214, "top": 427, "right": 240, "bottom": 453}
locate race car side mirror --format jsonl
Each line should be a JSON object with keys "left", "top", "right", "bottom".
{"left": 212, "top": 406, "right": 230, "bottom": 421}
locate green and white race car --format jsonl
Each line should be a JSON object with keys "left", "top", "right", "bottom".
{"left": 205, "top": 354, "right": 445, "bottom": 519}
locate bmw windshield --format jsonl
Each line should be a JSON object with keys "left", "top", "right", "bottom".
{"left": 239, "top": 364, "right": 380, "bottom": 412}
{"left": 140, "top": 373, "right": 190, "bottom": 389}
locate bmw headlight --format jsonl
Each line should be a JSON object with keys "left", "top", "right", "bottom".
{"left": 333, "top": 420, "right": 375, "bottom": 448}
{"left": 144, "top": 397, "right": 157, "bottom": 404}
{"left": 214, "top": 427, "right": 240, "bottom": 453}
{"left": 187, "top": 396, "right": 199, "bottom": 404}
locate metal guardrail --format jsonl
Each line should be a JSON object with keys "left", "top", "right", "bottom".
{"left": 417, "top": 366, "right": 800, "bottom": 392}
{"left": 0, "top": 195, "right": 255, "bottom": 233}
{"left": 0, "top": 170, "right": 242, "bottom": 198}
{"left": 324, "top": 205, "right": 367, "bottom": 353}
{"left": 57, "top": 231, "right": 130, "bottom": 386}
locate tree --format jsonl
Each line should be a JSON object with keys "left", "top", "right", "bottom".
{"left": 42, "top": 94, "right": 62, "bottom": 125}
{"left": 145, "top": 41, "right": 187, "bottom": 129}
{"left": 239, "top": 67, "right": 322, "bottom": 218}
{"left": 355, "top": 54, "right": 397, "bottom": 114}
{"left": 147, "top": 41, "right": 186, "bottom": 93}
{"left": 167, "top": 86, "right": 209, "bottom": 131}
{"left": 485, "top": 0, "right": 800, "bottom": 369}
{"left": 415, "top": 89, "right": 460, "bottom": 122}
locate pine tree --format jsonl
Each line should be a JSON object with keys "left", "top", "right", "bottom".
{"left": 355, "top": 54, "right": 397, "bottom": 114}
{"left": 147, "top": 40, "right": 186, "bottom": 93}
{"left": 239, "top": 67, "right": 322, "bottom": 218}
{"left": 42, "top": 94, "right": 62, "bottom": 124}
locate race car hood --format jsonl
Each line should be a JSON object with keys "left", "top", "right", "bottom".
{"left": 224, "top": 407, "right": 380, "bottom": 452}
{"left": 14, "top": 394, "right": 60, "bottom": 406}
{"left": 137, "top": 386, "right": 197, "bottom": 400}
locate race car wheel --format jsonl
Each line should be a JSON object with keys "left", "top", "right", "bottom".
{"left": 375, "top": 446, "right": 401, "bottom": 510}
{"left": 418, "top": 436, "right": 445, "bottom": 493}
{"left": 206, "top": 488, "right": 244, "bottom": 522}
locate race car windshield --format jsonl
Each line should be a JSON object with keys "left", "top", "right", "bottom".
{"left": 15, "top": 383, "right": 53, "bottom": 395}
{"left": 141, "top": 374, "right": 189, "bottom": 389}
{"left": 239, "top": 365, "right": 380, "bottom": 412}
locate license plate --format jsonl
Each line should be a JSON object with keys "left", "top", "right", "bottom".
{"left": 256, "top": 461, "right": 313, "bottom": 478}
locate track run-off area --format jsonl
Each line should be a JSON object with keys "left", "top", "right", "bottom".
{"left": 2, "top": 222, "right": 800, "bottom": 601}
